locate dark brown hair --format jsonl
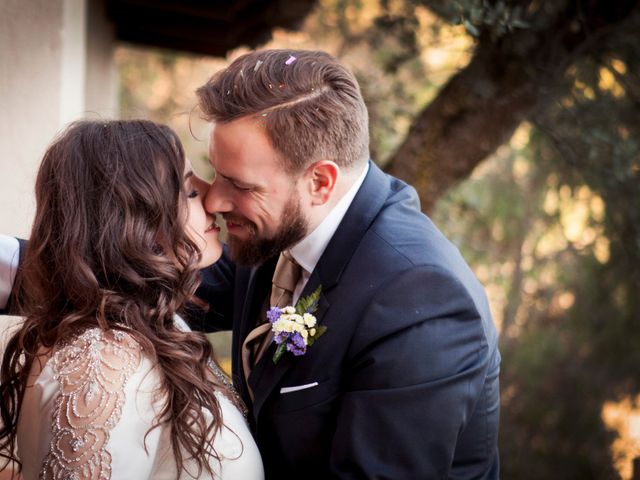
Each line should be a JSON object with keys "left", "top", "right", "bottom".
{"left": 0, "top": 120, "right": 231, "bottom": 476}
{"left": 196, "top": 49, "right": 370, "bottom": 173}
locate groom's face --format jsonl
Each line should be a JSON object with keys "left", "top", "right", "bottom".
{"left": 205, "top": 117, "right": 310, "bottom": 266}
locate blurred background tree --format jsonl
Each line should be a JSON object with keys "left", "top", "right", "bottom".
{"left": 117, "top": 0, "right": 640, "bottom": 477}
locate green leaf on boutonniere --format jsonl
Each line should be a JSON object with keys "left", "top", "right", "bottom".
{"left": 295, "top": 285, "right": 322, "bottom": 315}
{"left": 306, "top": 325, "right": 327, "bottom": 347}
{"left": 273, "top": 342, "right": 287, "bottom": 365}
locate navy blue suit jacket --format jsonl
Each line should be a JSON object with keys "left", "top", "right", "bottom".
{"left": 195, "top": 162, "right": 500, "bottom": 479}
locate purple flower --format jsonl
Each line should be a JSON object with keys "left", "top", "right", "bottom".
{"left": 274, "top": 332, "right": 289, "bottom": 345}
{"left": 286, "top": 332, "right": 307, "bottom": 356}
{"left": 287, "top": 342, "right": 306, "bottom": 356}
{"left": 292, "top": 332, "right": 306, "bottom": 348}
{"left": 267, "top": 307, "right": 282, "bottom": 323}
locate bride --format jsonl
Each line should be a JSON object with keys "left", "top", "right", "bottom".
{"left": 0, "top": 120, "right": 263, "bottom": 479}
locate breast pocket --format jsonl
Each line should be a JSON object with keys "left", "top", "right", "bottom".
{"left": 273, "top": 378, "right": 339, "bottom": 414}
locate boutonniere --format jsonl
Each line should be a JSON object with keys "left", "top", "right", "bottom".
{"left": 267, "top": 286, "right": 327, "bottom": 364}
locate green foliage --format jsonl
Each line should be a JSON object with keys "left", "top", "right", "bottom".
{"left": 369, "top": 14, "right": 420, "bottom": 72}
{"left": 422, "top": 0, "right": 533, "bottom": 39}
{"left": 434, "top": 135, "right": 634, "bottom": 478}
{"left": 433, "top": 12, "right": 640, "bottom": 472}
{"left": 428, "top": 5, "right": 640, "bottom": 477}
{"left": 273, "top": 342, "right": 287, "bottom": 364}
{"left": 295, "top": 285, "right": 322, "bottom": 315}
{"left": 306, "top": 325, "right": 328, "bottom": 347}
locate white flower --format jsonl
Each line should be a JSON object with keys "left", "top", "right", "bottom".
{"left": 282, "top": 306, "right": 296, "bottom": 315}
{"left": 293, "top": 314, "right": 305, "bottom": 325}
{"left": 273, "top": 319, "right": 292, "bottom": 333}
{"left": 310, "top": 328, "right": 317, "bottom": 336}
{"left": 303, "top": 313, "right": 317, "bottom": 328}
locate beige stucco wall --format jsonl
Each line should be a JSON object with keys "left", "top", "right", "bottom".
{"left": 0, "top": 0, "right": 117, "bottom": 238}
{"left": 85, "top": 0, "right": 118, "bottom": 117}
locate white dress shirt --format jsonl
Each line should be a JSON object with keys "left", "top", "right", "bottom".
{"left": 0, "top": 235, "right": 20, "bottom": 310}
{"left": 289, "top": 163, "right": 369, "bottom": 304}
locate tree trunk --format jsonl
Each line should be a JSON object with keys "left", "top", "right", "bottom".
{"left": 385, "top": 0, "right": 640, "bottom": 214}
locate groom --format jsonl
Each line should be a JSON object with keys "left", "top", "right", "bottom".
{"left": 192, "top": 49, "right": 500, "bottom": 479}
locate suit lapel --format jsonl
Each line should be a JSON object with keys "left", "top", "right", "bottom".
{"left": 311, "top": 162, "right": 390, "bottom": 291}
{"left": 247, "top": 162, "right": 390, "bottom": 419}
{"left": 248, "top": 271, "right": 330, "bottom": 417}
{"left": 235, "top": 257, "right": 277, "bottom": 404}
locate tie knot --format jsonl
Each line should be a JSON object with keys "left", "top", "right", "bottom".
{"left": 272, "top": 252, "right": 302, "bottom": 292}
{"left": 271, "top": 252, "right": 302, "bottom": 307}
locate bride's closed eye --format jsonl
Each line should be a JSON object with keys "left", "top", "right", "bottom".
{"left": 184, "top": 170, "right": 206, "bottom": 199}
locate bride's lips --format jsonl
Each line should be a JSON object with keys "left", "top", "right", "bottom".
{"left": 205, "top": 217, "right": 221, "bottom": 234}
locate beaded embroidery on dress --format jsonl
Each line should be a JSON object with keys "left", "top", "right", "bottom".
{"left": 40, "top": 328, "right": 141, "bottom": 480}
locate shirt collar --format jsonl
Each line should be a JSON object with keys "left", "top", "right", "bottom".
{"left": 289, "top": 162, "right": 369, "bottom": 274}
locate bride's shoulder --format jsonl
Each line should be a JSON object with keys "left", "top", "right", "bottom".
{"left": 51, "top": 327, "right": 143, "bottom": 383}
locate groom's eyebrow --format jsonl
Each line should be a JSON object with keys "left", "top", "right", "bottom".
{"left": 184, "top": 171, "right": 194, "bottom": 180}
{"left": 217, "top": 172, "right": 258, "bottom": 189}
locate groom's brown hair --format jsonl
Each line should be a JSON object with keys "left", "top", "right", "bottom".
{"left": 196, "top": 49, "right": 369, "bottom": 173}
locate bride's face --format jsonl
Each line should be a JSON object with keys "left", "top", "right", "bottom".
{"left": 183, "top": 161, "right": 222, "bottom": 268}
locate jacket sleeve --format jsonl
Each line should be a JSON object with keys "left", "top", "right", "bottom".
{"left": 0, "top": 235, "right": 21, "bottom": 313}
{"left": 188, "top": 245, "right": 236, "bottom": 332}
{"left": 329, "top": 265, "right": 498, "bottom": 479}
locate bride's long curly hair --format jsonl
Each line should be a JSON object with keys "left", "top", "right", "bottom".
{"left": 0, "top": 120, "right": 231, "bottom": 476}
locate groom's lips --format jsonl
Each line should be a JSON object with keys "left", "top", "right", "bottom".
{"left": 223, "top": 216, "right": 247, "bottom": 234}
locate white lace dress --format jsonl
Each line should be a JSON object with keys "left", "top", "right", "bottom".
{"left": 17, "top": 325, "right": 264, "bottom": 479}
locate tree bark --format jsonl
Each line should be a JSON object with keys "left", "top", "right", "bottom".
{"left": 385, "top": 0, "right": 640, "bottom": 214}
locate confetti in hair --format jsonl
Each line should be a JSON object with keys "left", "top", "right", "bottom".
{"left": 285, "top": 55, "right": 297, "bottom": 65}
{"left": 254, "top": 60, "right": 263, "bottom": 72}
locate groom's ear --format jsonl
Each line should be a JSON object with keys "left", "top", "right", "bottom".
{"left": 305, "top": 161, "right": 339, "bottom": 206}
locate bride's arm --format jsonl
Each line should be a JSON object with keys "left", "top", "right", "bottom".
{"left": 34, "top": 329, "right": 162, "bottom": 479}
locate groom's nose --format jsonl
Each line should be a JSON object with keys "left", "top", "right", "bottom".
{"left": 205, "top": 177, "right": 233, "bottom": 214}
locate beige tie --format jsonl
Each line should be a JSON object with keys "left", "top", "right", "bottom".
{"left": 242, "top": 252, "right": 302, "bottom": 397}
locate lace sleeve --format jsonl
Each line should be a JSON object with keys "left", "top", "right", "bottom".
{"left": 40, "top": 328, "right": 142, "bottom": 480}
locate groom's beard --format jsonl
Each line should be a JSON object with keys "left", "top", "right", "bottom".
{"left": 225, "top": 194, "right": 308, "bottom": 266}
